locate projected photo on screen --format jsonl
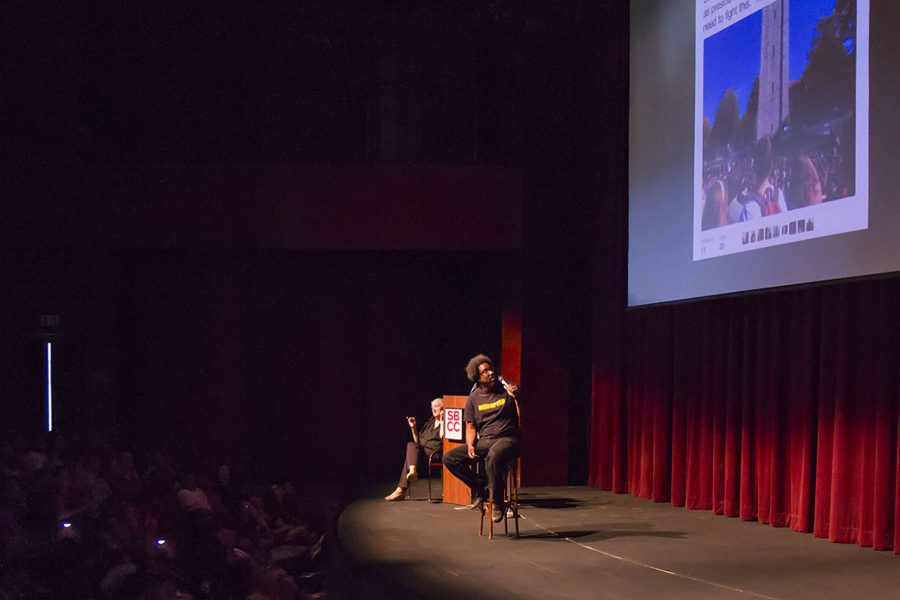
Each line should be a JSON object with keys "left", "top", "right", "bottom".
{"left": 694, "top": 0, "right": 869, "bottom": 261}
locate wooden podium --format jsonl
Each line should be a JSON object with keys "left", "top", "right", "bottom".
{"left": 442, "top": 395, "right": 472, "bottom": 505}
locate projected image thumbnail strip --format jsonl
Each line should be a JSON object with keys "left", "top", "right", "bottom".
{"left": 694, "top": 0, "right": 868, "bottom": 261}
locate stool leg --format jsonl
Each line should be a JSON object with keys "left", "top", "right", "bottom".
{"left": 513, "top": 475, "right": 519, "bottom": 538}
{"left": 479, "top": 501, "right": 485, "bottom": 536}
{"left": 503, "top": 471, "right": 510, "bottom": 536}
{"left": 488, "top": 505, "right": 493, "bottom": 539}
{"left": 488, "top": 490, "right": 494, "bottom": 539}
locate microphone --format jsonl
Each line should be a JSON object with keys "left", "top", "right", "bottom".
{"left": 495, "top": 374, "right": 517, "bottom": 395}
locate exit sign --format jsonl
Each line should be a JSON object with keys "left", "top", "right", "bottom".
{"left": 40, "top": 315, "right": 60, "bottom": 328}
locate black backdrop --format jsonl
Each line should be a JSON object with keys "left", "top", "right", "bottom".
{"left": 1, "top": 0, "right": 616, "bottom": 486}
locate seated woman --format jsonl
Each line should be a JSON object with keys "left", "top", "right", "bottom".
{"left": 385, "top": 398, "right": 444, "bottom": 501}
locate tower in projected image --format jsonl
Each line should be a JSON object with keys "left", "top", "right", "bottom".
{"left": 756, "top": 0, "right": 790, "bottom": 139}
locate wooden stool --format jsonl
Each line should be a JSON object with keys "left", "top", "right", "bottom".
{"left": 479, "top": 458, "right": 520, "bottom": 539}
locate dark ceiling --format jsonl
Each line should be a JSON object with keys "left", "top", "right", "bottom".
{"left": 2, "top": 1, "right": 591, "bottom": 167}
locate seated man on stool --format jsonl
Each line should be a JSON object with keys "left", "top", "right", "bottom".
{"left": 444, "top": 354, "right": 519, "bottom": 523}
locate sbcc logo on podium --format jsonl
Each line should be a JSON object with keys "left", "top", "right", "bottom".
{"left": 444, "top": 407, "right": 463, "bottom": 441}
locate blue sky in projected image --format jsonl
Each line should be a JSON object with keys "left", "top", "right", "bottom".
{"left": 704, "top": 0, "right": 838, "bottom": 124}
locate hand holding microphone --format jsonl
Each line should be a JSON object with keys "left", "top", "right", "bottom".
{"left": 495, "top": 374, "right": 518, "bottom": 397}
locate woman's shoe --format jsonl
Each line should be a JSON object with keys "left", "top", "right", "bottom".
{"left": 384, "top": 487, "right": 405, "bottom": 501}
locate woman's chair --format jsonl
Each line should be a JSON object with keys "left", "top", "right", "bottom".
{"left": 425, "top": 451, "right": 443, "bottom": 502}
{"left": 409, "top": 451, "right": 443, "bottom": 501}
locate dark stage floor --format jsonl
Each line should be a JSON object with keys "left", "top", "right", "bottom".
{"left": 332, "top": 485, "right": 900, "bottom": 599}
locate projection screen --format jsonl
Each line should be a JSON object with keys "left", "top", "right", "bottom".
{"left": 627, "top": 0, "right": 898, "bottom": 307}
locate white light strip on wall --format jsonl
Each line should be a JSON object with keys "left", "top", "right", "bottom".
{"left": 47, "top": 342, "right": 53, "bottom": 432}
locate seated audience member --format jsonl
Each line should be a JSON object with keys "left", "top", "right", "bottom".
{"left": 384, "top": 397, "right": 445, "bottom": 501}
{"left": 108, "top": 450, "right": 142, "bottom": 500}
{"left": 0, "top": 442, "right": 26, "bottom": 514}
{"left": 249, "top": 566, "right": 298, "bottom": 600}
{"left": 251, "top": 495, "right": 316, "bottom": 547}
{"left": 19, "top": 434, "right": 49, "bottom": 475}
{"left": 264, "top": 484, "right": 295, "bottom": 528}
{"left": 277, "top": 481, "right": 304, "bottom": 524}
{"left": 88, "top": 454, "right": 113, "bottom": 501}
{"left": 208, "top": 461, "right": 240, "bottom": 518}
{"left": 0, "top": 426, "right": 331, "bottom": 600}
{"left": 236, "top": 497, "right": 270, "bottom": 553}
{"left": 198, "top": 473, "right": 230, "bottom": 525}
{"left": 98, "top": 500, "right": 147, "bottom": 558}
{"left": 142, "top": 450, "right": 177, "bottom": 496}
{"left": 58, "top": 452, "right": 112, "bottom": 517}
{"left": 0, "top": 479, "right": 27, "bottom": 566}
{"left": 176, "top": 473, "right": 212, "bottom": 514}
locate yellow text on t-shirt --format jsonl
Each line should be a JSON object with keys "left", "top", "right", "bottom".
{"left": 477, "top": 398, "right": 506, "bottom": 411}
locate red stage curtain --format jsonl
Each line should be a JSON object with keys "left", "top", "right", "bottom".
{"left": 590, "top": 277, "right": 900, "bottom": 553}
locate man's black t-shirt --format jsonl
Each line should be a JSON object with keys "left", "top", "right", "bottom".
{"left": 464, "top": 385, "right": 519, "bottom": 439}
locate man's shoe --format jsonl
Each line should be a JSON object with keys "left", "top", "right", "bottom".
{"left": 492, "top": 502, "right": 506, "bottom": 523}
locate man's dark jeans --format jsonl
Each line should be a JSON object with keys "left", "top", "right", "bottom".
{"left": 443, "top": 436, "right": 519, "bottom": 504}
